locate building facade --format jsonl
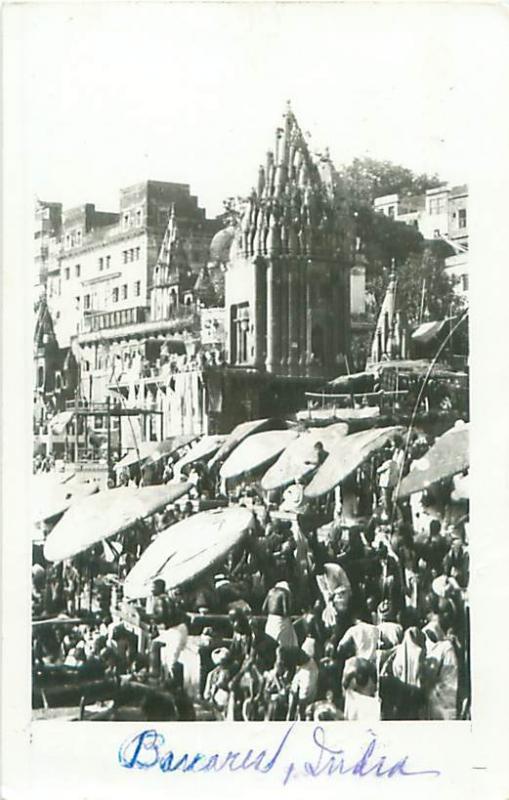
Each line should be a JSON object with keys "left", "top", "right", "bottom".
{"left": 42, "top": 181, "right": 220, "bottom": 347}
{"left": 374, "top": 183, "right": 468, "bottom": 248}
{"left": 374, "top": 183, "right": 468, "bottom": 302}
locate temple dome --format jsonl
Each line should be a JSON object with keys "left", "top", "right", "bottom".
{"left": 209, "top": 226, "right": 235, "bottom": 263}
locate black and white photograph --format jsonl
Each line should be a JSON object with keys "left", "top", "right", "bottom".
{"left": 4, "top": 4, "right": 509, "bottom": 796}
{"left": 26, "top": 3, "right": 474, "bottom": 726}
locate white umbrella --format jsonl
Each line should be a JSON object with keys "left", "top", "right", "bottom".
{"left": 219, "top": 429, "right": 299, "bottom": 482}
{"left": 123, "top": 507, "right": 254, "bottom": 599}
{"left": 43, "top": 482, "right": 192, "bottom": 562}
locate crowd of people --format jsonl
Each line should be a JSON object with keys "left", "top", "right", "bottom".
{"left": 32, "top": 426, "right": 470, "bottom": 722}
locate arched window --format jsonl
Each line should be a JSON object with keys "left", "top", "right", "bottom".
{"left": 37, "top": 365, "right": 44, "bottom": 387}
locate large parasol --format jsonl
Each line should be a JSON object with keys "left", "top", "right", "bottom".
{"left": 219, "top": 429, "right": 300, "bottom": 482}
{"left": 173, "top": 435, "right": 227, "bottom": 474}
{"left": 304, "top": 426, "right": 403, "bottom": 499}
{"left": 145, "top": 435, "right": 198, "bottom": 466}
{"left": 43, "top": 482, "right": 192, "bottom": 562}
{"left": 115, "top": 436, "right": 197, "bottom": 471}
{"left": 261, "top": 422, "right": 348, "bottom": 491}
{"left": 123, "top": 507, "right": 254, "bottom": 599}
{"left": 208, "top": 418, "right": 288, "bottom": 470}
{"left": 32, "top": 477, "right": 99, "bottom": 525}
{"left": 396, "top": 423, "right": 469, "bottom": 499}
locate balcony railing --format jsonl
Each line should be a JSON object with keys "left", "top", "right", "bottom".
{"left": 81, "top": 306, "right": 149, "bottom": 333}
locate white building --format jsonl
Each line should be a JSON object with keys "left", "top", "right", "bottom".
{"left": 374, "top": 182, "right": 468, "bottom": 300}
{"left": 374, "top": 183, "right": 468, "bottom": 249}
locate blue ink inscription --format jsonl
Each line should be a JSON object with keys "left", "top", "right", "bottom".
{"left": 283, "top": 727, "right": 441, "bottom": 786}
{"left": 118, "top": 725, "right": 441, "bottom": 785}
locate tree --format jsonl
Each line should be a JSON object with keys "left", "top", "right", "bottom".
{"left": 369, "top": 239, "right": 460, "bottom": 327}
{"left": 218, "top": 196, "right": 246, "bottom": 227}
{"left": 337, "top": 157, "right": 442, "bottom": 208}
{"left": 337, "top": 157, "right": 449, "bottom": 318}
{"left": 359, "top": 210, "right": 424, "bottom": 302}
{"left": 396, "top": 239, "right": 460, "bottom": 326}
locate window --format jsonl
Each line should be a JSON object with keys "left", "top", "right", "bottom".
{"left": 458, "top": 208, "right": 467, "bottom": 229}
{"left": 65, "top": 235, "right": 70, "bottom": 249}
{"left": 122, "top": 284, "right": 128, "bottom": 300}
{"left": 388, "top": 206, "right": 395, "bottom": 218}
{"left": 231, "top": 303, "right": 250, "bottom": 364}
{"left": 129, "top": 249, "right": 134, "bottom": 262}
{"left": 76, "top": 231, "right": 82, "bottom": 246}
{"left": 75, "top": 264, "right": 81, "bottom": 277}
{"left": 84, "top": 294, "right": 91, "bottom": 310}
{"left": 136, "top": 209, "right": 142, "bottom": 227}
{"left": 429, "top": 197, "right": 446, "bottom": 215}
{"left": 123, "top": 213, "right": 130, "bottom": 229}
{"left": 135, "top": 280, "right": 141, "bottom": 297}
{"left": 433, "top": 229, "right": 441, "bottom": 238}
{"left": 135, "top": 247, "right": 141, "bottom": 260}
{"left": 99, "top": 257, "right": 104, "bottom": 271}
{"left": 123, "top": 250, "right": 128, "bottom": 264}
{"left": 75, "top": 296, "right": 81, "bottom": 310}
{"left": 106, "top": 255, "right": 111, "bottom": 269}
{"left": 65, "top": 267, "right": 70, "bottom": 280}
{"left": 112, "top": 287, "right": 119, "bottom": 303}
{"left": 462, "top": 274, "right": 469, "bottom": 292}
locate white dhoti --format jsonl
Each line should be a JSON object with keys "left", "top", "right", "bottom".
{"left": 155, "top": 623, "right": 189, "bottom": 678}
{"left": 265, "top": 615, "right": 298, "bottom": 648}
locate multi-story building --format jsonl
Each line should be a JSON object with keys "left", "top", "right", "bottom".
{"left": 34, "top": 200, "right": 62, "bottom": 298}
{"left": 374, "top": 183, "right": 469, "bottom": 301}
{"left": 75, "top": 208, "right": 225, "bottom": 447}
{"left": 374, "top": 183, "right": 468, "bottom": 247}
{"left": 43, "top": 180, "right": 220, "bottom": 347}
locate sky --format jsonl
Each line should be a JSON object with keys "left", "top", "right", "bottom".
{"left": 5, "top": 2, "right": 505, "bottom": 219}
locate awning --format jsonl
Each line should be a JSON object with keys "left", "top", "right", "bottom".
{"left": 396, "top": 423, "right": 469, "bottom": 499}
{"left": 43, "top": 482, "right": 192, "bottom": 562}
{"left": 411, "top": 319, "right": 450, "bottom": 345}
{"left": 304, "top": 426, "right": 404, "bottom": 499}
{"left": 328, "top": 371, "right": 374, "bottom": 391}
{"left": 123, "top": 507, "right": 254, "bottom": 599}
{"left": 49, "top": 411, "right": 75, "bottom": 434}
{"left": 366, "top": 359, "right": 467, "bottom": 381}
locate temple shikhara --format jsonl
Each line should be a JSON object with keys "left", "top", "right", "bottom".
{"left": 225, "top": 101, "right": 352, "bottom": 378}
